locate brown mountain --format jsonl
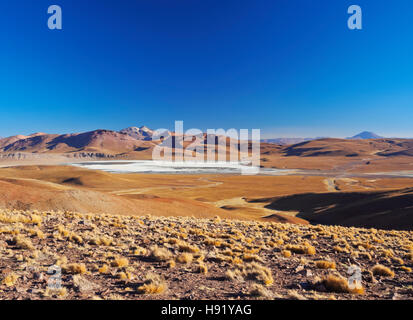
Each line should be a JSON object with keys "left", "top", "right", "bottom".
{"left": 279, "top": 138, "right": 413, "bottom": 157}
{"left": 0, "top": 130, "right": 155, "bottom": 154}
{"left": 261, "top": 138, "right": 315, "bottom": 145}
{"left": 119, "top": 126, "right": 160, "bottom": 140}
{"left": 0, "top": 132, "right": 47, "bottom": 149}
{"left": 257, "top": 187, "right": 413, "bottom": 231}
{"left": 2, "top": 128, "right": 413, "bottom": 166}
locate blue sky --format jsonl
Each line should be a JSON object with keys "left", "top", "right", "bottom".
{"left": 0, "top": 0, "right": 412, "bottom": 138}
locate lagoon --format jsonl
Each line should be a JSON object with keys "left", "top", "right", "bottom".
{"left": 68, "top": 160, "right": 293, "bottom": 175}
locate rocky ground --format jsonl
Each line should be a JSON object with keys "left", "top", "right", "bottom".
{"left": 0, "top": 209, "right": 412, "bottom": 300}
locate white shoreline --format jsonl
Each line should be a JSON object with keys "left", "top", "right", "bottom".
{"left": 67, "top": 160, "right": 294, "bottom": 175}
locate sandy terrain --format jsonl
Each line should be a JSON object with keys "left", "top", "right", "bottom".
{"left": 0, "top": 165, "right": 412, "bottom": 230}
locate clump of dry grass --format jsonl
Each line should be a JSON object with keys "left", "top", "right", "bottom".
{"left": 137, "top": 274, "right": 167, "bottom": 294}
{"left": 98, "top": 264, "right": 110, "bottom": 274}
{"left": 132, "top": 246, "right": 147, "bottom": 255}
{"left": 194, "top": 262, "right": 208, "bottom": 274}
{"left": 204, "top": 238, "right": 222, "bottom": 247}
{"left": 26, "top": 228, "right": 45, "bottom": 239}
{"left": 249, "top": 284, "right": 273, "bottom": 299}
{"left": 111, "top": 257, "right": 129, "bottom": 268}
{"left": 315, "top": 260, "right": 336, "bottom": 269}
{"left": 30, "top": 214, "right": 42, "bottom": 226}
{"left": 55, "top": 255, "right": 68, "bottom": 266}
{"left": 354, "top": 251, "right": 372, "bottom": 260}
{"left": 285, "top": 244, "right": 316, "bottom": 255}
{"left": 392, "top": 257, "right": 404, "bottom": 265}
{"left": 333, "top": 246, "right": 348, "bottom": 253}
{"left": 231, "top": 257, "right": 243, "bottom": 265}
{"left": 89, "top": 236, "right": 113, "bottom": 246}
{"left": 194, "top": 253, "right": 205, "bottom": 262}
{"left": 68, "top": 232, "right": 83, "bottom": 244}
{"left": 62, "top": 263, "right": 87, "bottom": 274}
{"left": 43, "top": 287, "right": 67, "bottom": 298}
{"left": 226, "top": 269, "right": 244, "bottom": 282}
{"left": 57, "top": 225, "right": 69, "bottom": 237}
{"left": 118, "top": 271, "right": 133, "bottom": 281}
{"left": 166, "top": 260, "right": 176, "bottom": 268}
{"left": 400, "top": 266, "right": 412, "bottom": 273}
{"left": 148, "top": 245, "right": 172, "bottom": 262}
{"left": 226, "top": 262, "right": 274, "bottom": 286}
{"left": 1, "top": 272, "right": 19, "bottom": 287}
{"left": 242, "top": 254, "right": 263, "bottom": 263}
{"left": 176, "top": 252, "right": 193, "bottom": 264}
{"left": 322, "top": 275, "right": 364, "bottom": 295}
{"left": 13, "top": 235, "right": 34, "bottom": 250}
{"left": 379, "top": 248, "right": 394, "bottom": 258}
{"left": 281, "top": 250, "right": 292, "bottom": 258}
{"left": 0, "top": 212, "right": 42, "bottom": 225}
{"left": 371, "top": 264, "right": 395, "bottom": 278}
{"left": 286, "top": 290, "right": 308, "bottom": 300}
{"left": 178, "top": 242, "right": 200, "bottom": 253}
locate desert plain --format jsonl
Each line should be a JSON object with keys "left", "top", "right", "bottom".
{"left": 0, "top": 130, "right": 412, "bottom": 300}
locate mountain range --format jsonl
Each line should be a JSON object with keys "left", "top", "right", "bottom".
{"left": 1, "top": 128, "right": 412, "bottom": 160}
{"left": 262, "top": 131, "right": 384, "bottom": 145}
{"left": 0, "top": 129, "right": 154, "bottom": 154}
{"left": 347, "top": 131, "right": 384, "bottom": 140}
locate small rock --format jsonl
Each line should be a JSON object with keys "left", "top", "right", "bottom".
{"left": 295, "top": 265, "right": 304, "bottom": 273}
{"left": 33, "top": 272, "right": 44, "bottom": 281}
{"left": 14, "top": 286, "right": 26, "bottom": 293}
{"left": 73, "top": 275, "right": 99, "bottom": 293}
{"left": 290, "top": 283, "right": 302, "bottom": 290}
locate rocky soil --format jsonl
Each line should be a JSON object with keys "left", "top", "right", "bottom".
{"left": 0, "top": 210, "right": 412, "bottom": 300}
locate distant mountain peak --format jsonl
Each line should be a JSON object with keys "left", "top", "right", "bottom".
{"left": 139, "top": 125, "right": 151, "bottom": 131}
{"left": 348, "top": 131, "right": 383, "bottom": 140}
{"left": 29, "top": 132, "right": 47, "bottom": 137}
{"left": 119, "top": 126, "right": 156, "bottom": 141}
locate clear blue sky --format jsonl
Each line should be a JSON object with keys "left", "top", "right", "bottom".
{"left": 0, "top": 0, "right": 412, "bottom": 138}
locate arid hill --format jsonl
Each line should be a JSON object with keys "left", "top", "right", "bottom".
{"left": 0, "top": 133, "right": 48, "bottom": 149}
{"left": 119, "top": 126, "right": 159, "bottom": 141}
{"left": 261, "top": 138, "right": 314, "bottom": 145}
{"left": 0, "top": 126, "right": 413, "bottom": 166}
{"left": 251, "top": 188, "right": 413, "bottom": 231}
{"left": 1, "top": 165, "right": 413, "bottom": 230}
{"left": 0, "top": 166, "right": 236, "bottom": 220}
{"left": 348, "top": 131, "right": 383, "bottom": 140}
{"left": 0, "top": 129, "right": 251, "bottom": 161}
{"left": 0, "top": 130, "right": 156, "bottom": 155}
{"left": 0, "top": 209, "right": 411, "bottom": 300}
{"left": 279, "top": 138, "right": 413, "bottom": 157}
{"left": 2, "top": 129, "right": 413, "bottom": 175}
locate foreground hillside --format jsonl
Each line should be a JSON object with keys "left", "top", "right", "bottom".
{"left": 0, "top": 210, "right": 412, "bottom": 300}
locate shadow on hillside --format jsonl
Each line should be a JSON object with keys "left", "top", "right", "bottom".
{"left": 249, "top": 188, "right": 413, "bottom": 231}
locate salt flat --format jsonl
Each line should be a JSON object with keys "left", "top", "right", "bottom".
{"left": 68, "top": 160, "right": 293, "bottom": 175}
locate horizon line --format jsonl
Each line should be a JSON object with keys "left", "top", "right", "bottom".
{"left": 1, "top": 127, "right": 413, "bottom": 140}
